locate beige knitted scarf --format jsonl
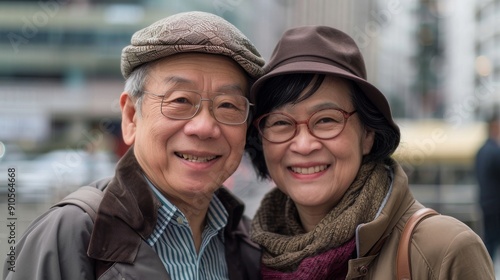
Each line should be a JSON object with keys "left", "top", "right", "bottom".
{"left": 251, "top": 160, "right": 391, "bottom": 272}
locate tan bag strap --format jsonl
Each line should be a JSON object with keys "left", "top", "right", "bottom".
{"left": 396, "top": 208, "right": 439, "bottom": 280}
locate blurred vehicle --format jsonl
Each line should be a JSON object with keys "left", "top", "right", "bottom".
{"left": 1, "top": 148, "right": 117, "bottom": 203}
{"left": 0, "top": 141, "right": 28, "bottom": 162}
{"left": 0, "top": 141, "right": 31, "bottom": 199}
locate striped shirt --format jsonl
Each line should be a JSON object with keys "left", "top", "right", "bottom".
{"left": 146, "top": 181, "right": 229, "bottom": 280}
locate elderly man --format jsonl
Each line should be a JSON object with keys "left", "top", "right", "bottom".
{"left": 4, "top": 11, "right": 264, "bottom": 279}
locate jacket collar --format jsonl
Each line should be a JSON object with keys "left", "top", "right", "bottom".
{"left": 355, "top": 159, "right": 415, "bottom": 257}
{"left": 87, "top": 147, "right": 246, "bottom": 263}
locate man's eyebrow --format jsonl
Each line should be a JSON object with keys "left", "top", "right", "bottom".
{"left": 217, "top": 84, "right": 245, "bottom": 94}
{"left": 162, "top": 76, "right": 245, "bottom": 93}
{"left": 162, "top": 76, "right": 195, "bottom": 87}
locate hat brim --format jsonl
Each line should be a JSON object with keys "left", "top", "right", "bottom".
{"left": 250, "top": 60, "right": 398, "bottom": 132}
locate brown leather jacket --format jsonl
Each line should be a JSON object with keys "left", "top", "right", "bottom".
{"left": 345, "top": 161, "right": 494, "bottom": 279}
{"left": 3, "top": 148, "right": 261, "bottom": 280}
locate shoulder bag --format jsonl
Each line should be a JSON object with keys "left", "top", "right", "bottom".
{"left": 396, "top": 208, "right": 440, "bottom": 280}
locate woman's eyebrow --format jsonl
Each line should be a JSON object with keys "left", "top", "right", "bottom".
{"left": 305, "top": 102, "right": 345, "bottom": 113}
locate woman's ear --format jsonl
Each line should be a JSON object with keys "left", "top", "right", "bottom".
{"left": 120, "top": 92, "right": 137, "bottom": 145}
{"left": 362, "top": 127, "right": 375, "bottom": 155}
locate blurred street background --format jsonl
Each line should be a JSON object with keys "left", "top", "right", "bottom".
{"left": 0, "top": 0, "right": 499, "bottom": 275}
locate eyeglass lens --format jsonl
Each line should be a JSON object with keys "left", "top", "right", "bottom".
{"left": 160, "top": 90, "right": 249, "bottom": 125}
{"left": 258, "top": 109, "right": 349, "bottom": 143}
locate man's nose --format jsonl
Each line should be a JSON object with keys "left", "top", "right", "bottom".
{"left": 184, "top": 100, "right": 221, "bottom": 139}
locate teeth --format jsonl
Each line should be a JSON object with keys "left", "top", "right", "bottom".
{"left": 177, "top": 153, "right": 217, "bottom": 162}
{"left": 291, "top": 165, "right": 328, "bottom": 175}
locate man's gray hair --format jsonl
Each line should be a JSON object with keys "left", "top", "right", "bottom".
{"left": 123, "top": 62, "right": 152, "bottom": 117}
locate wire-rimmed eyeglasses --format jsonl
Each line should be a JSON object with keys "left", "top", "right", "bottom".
{"left": 144, "top": 89, "right": 252, "bottom": 125}
{"left": 254, "top": 108, "right": 357, "bottom": 144}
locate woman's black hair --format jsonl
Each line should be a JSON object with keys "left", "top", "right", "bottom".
{"left": 245, "top": 73, "right": 400, "bottom": 179}
{"left": 351, "top": 82, "right": 400, "bottom": 163}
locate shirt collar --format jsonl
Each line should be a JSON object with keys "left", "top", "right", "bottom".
{"left": 145, "top": 176, "right": 229, "bottom": 245}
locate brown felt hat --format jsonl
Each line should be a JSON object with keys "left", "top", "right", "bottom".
{"left": 121, "top": 11, "right": 265, "bottom": 79}
{"left": 251, "top": 25, "right": 398, "bottom": 132}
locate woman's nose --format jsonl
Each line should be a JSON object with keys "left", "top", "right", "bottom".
{"left": 289, "top": 124, "right": 322, "bottom": 154}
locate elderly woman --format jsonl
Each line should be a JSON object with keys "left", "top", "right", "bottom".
{"left": 245, "top": 26, "right": 494, "bottom": 279}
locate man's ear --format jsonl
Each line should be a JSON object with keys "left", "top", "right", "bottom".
{"left": 120, "top": 92, "right": 137, "bottom": 145}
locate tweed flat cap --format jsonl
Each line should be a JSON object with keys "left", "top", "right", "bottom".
{"left": 121, "top": 11, "right": 265, "bottom": 79}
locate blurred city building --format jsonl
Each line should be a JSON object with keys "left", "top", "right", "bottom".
{"left": 0, "top": 0, "right": 166, "bottom": 155}
{"left": 475, "top": 0, "right": 500, "bottom": 118}
{"left": 264, "top": 0, "right": 499, "bottom": 120}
